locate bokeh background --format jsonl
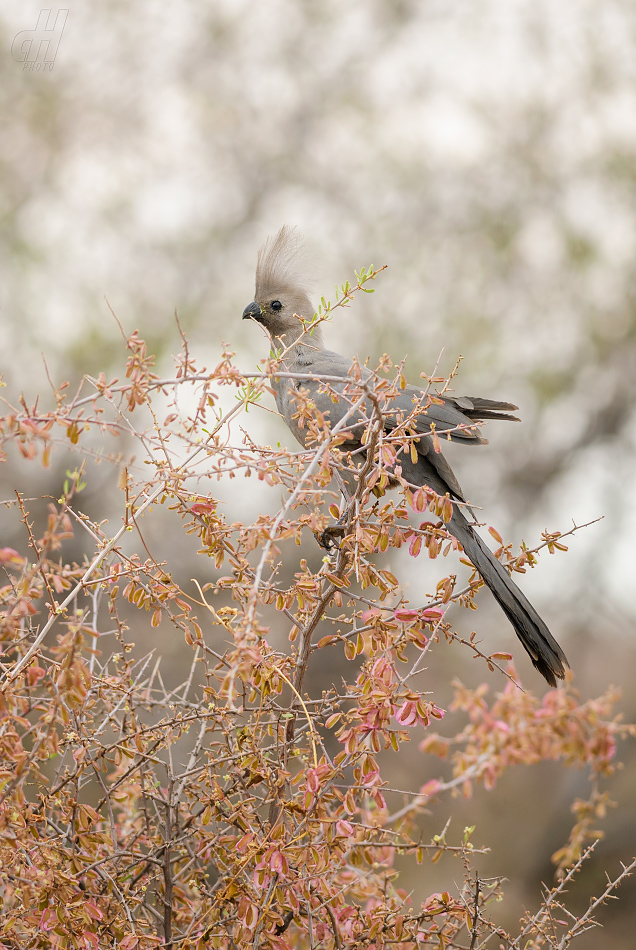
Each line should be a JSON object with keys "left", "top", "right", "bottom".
{"left": 1, "top": 0, "right": 635, "bottom": 943}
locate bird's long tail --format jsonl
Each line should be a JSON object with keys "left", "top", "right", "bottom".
{"left": 448, "top": 508, "right": 568, "bottom": 686}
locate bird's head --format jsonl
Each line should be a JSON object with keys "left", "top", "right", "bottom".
{"left": 242, "top": 225, "right": 321, "bottom": 346}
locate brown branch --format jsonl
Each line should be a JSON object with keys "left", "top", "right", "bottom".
{"left": 162, "top": 778, "right": 175, "bottom": 948}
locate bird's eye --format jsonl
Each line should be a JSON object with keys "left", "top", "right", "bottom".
{"left": 271, "top": 300, "right": 282, "bottom": 311}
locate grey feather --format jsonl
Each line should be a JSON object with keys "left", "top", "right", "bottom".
{"left": 242, "top": 228, "right": 569, "bottom": 686}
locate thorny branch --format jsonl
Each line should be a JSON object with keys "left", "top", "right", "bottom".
{"left": 0, "top": 307, "right": 631, "bottom": 950}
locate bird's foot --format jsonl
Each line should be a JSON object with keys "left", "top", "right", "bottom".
{"left": 314, "top": 520, "right": 347, "bottom": 551}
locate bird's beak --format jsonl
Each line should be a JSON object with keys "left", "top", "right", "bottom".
{"left": 242, "top": 300, "right": 261, "bottom": 321}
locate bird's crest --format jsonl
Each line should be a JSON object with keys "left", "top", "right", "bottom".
{"left": 255, "top": 225, "right": 313, "bottom": 301}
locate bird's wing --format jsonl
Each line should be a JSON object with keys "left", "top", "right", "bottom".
{"left": 280, "top": 352, "right": 517, "bottom": 501}
{"left": 278, "top": 352, "right": 456, "bottom": 493}
{"left": 287, "top": 358, "right": 515, "bottom": 445}
{"left": 384, "top": 386, "right": 519, "bottom": 446}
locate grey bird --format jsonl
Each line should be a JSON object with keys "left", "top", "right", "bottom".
{"left": 242, "top": 226, "right": 569, "bottom": 686}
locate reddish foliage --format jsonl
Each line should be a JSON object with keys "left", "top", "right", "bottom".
{"left": 0, "top": 314, "right": 633, "bottom": 948}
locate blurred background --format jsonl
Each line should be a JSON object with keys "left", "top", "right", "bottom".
{"left": 1, "top": 0, "right": 635, "bottom": 943}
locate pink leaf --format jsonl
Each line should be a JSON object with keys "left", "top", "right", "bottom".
{"left": 393, "top": 608, "right": 419, "bottom": 622}
{"left": 420, "top": 779, "right": 442, "bottom": 797}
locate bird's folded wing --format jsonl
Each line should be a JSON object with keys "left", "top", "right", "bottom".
{"left": 289, "top": 353, "right": 513, "bottom": 445}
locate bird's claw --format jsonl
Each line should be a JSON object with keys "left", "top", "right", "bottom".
{"left": 314, "top": 522, "right": 347, "bottom": 551}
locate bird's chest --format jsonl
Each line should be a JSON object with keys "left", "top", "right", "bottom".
{"left": 273, "top": 372, "right": 323, "bottom": 449}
